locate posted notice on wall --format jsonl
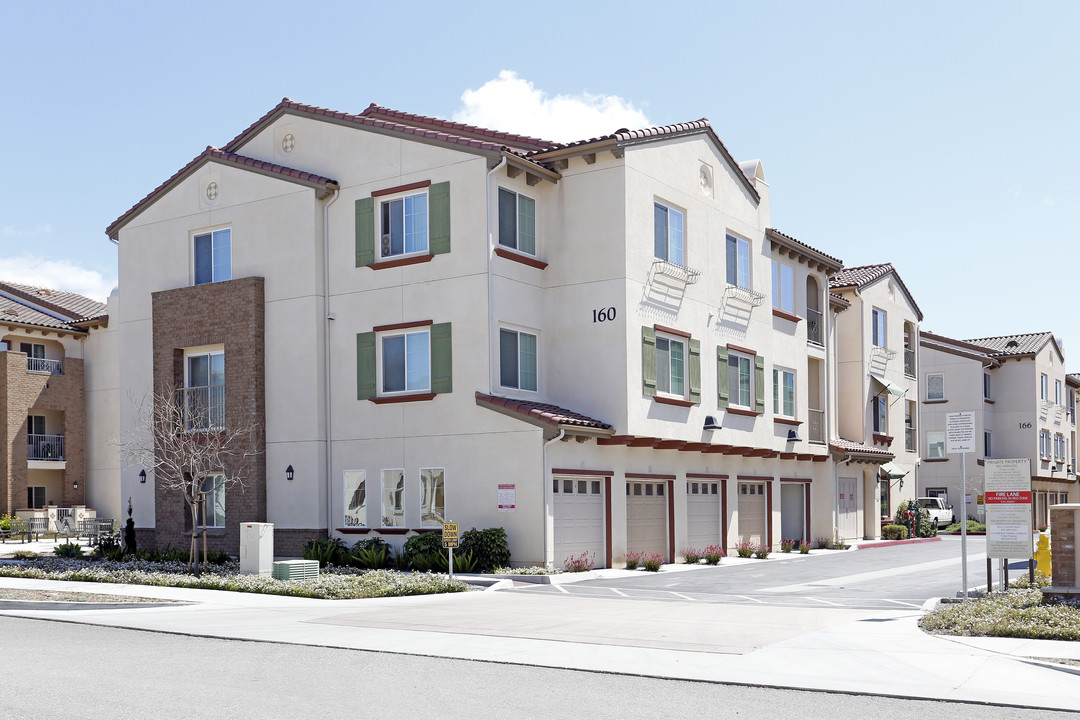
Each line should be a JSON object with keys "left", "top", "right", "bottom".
{"left": 984, "top": 458, "right": 1032, "bottom": 559}
{"left": 498, "top": 483, "right": 516, "bottom": 512}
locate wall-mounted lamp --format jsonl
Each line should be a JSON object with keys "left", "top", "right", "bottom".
{"left": 703, "top": 416, "right": 722, "bottom": 431}
{"left": 787, "top": 429, "right": 802, "bottom": 442}
{"left": 72, "top": 479, "right": 78, "bottom": 490}
{"left": 286, "top": 465, "right": 294, "bottom": 481}
{"left": 139, "top": 469, "right": 147, "bottom": 484}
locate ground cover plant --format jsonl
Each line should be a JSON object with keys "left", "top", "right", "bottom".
{"left": 641, "top": 553, "right": 663, "bottom": 572}
{"left": 920, "top": 586, "right": 1080, "bottom": 641}
{"left": 564, "top": 551, "right": 595, "bottom": 572}
{"left": 493, "top": 566, "right": 562, "bottom": 575}
{"left": 943, "top": 520, "right": 986, "bottom": 533}
{"left": 623, "top": 551, "right": 641, "bottom": 570}
{"left": 683, "top": 548, "right": 703, "bottom": 564}
{"left": 703, "top": 545, "right": 725, "bottom": 564}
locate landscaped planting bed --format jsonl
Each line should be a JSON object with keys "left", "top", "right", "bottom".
{"left": 920, "top": 580, "right": 1080, "bottom": 642}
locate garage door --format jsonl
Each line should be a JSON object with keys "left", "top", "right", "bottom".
{"left": 626, "top": 481, "right": 668, "bottom": 558}
{"left": 780, "top": 483, "right": 806, "bottom": 543}
{"left": 737, "top": 481, "right": 767, "bottom": 545}
{"left": 554, "top": 476, "right": 605, "bottom": 569}
{"left": 686, "top": 480, "right": 722, "bottom": 551}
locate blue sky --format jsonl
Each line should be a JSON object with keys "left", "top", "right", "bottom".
{"left": 1, "top": 1, "right": 1076, "bottom": 345}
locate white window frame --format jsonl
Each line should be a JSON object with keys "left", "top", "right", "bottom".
{"left": 419, "top": 467, "right": 445, "bottom": 527}
{"left": 984, "top": 431, "right": 991, "bottom": 458}
{"left": 498, "top": 187, "right": 537, "bottom": 256}
{"left": 182, "top": 347, "right": 225, "bottom": 432}
{"left": 1055, "top": 433, "right": 1065, "bottom": 462}
{"left": 872, "top": 308, "right": 887, "bottom": 348}
{"left": 381, "top": 468, "right": 406, "bottom": 528}
{"left": 19, "top": 342, "right": 45, "bottom": 359}
{"left": 772, "top": 367, "right": 796, "bottom": 418}
{"left": 728, "top": 350, "right": 753, "bottom": 409}
{"left": 378, "top": 328, "right": 431, "bottom": 396}
{"left": 655, "top": 332, "right": 687, "bottom": 398}
{"left": 771, "top": 260, "right": 795, "bottom": 314}
{"left": 343, "top": 469, "right": 367, "bottom": 528}
{"left": 926, "top": 372, "right": 945, "bottom": 401}
{"left": 726, "top": 234, "right": 751, "bottom": 290}
{"left": 1041, "top": 373, "right": 1049, "bottom": 401}
{"left": 654, "top": 201, "right": 685, "bottom": 266}
{"left": 379, "top": 190, "right": 429, "bottom": 260}
{"left": 499, "top": 327, "right": 538, "bottom": 392}
{"left": 873, "top": 393, "right": 888, "bottom": 434}
{"left": 193, "top": 227, "right": 231, "bottom": 285}
{"left": 1040, "top": 429, "right": 1051, "bottom": 460}
{"left": 983, "top": 372, "right": 991, "bottom": 400}
{"left": 927, "top": 431, "right": 945, "bottom": 459}
{"left": 1056, "top": 379, "right": 1062, "bottom": 405}
{"left": 199, "top": 474, "right": 226, "bottom": 528}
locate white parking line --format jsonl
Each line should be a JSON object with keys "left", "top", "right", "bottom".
{"left": 883, "top": 599, "right": 922, "bottom": 608}
{"left": 670, "top": 592, "right": 695, "bottom": 601}
{"left": 610, "top": 588, "right": 628, "bottom": 597}
{"left": 806, "top": 597, "right": 844, "bottom": 607}
{"left": 734, "top": 595, "right": 766, "bottom": 604}
{"left": 760, "top": 554, "right": 987, "bottom": 593}
{"left": 552, "top": 584, "right": 569, "bottom": 594}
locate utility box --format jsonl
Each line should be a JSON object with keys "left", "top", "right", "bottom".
{"left": 239, "top": 522, "right": 274, "bottom": 576}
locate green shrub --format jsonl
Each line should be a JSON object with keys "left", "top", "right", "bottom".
{"left": 624, "top": 551, "right": 641, "bottom": 570}
{"left": 881, "top": 524, "right": 909, "bottom": 540}
{"left": 565, "top": 551, "right": 595, "bottom": 572}
{"left": 683, "top": 548, "right": 702, "bottom": 564}
{"left": 54, "top": 542, "right": 84, "bottom": 559}
{"left": 350, "top": 537, "right": 392, "bottom": 569}
{"left": 753, "top": 544, "right": 770, "bottom": 559}
{"left": 780, "top": 539, "right": 796, "bottom": 553}
{"left": 124, "top": 498, "right": 137, "bottom": 555}
{"left": 403, "top": 532, "right": 444, "bottom": 568}
{"left": 641, "top": 553, "right": 663, "bottom": 572}
{"left": 895, "top": 501, "right": 937, "bottom": 538}
{"left": 458, "top": 527, "right": 510, "bottom": 573}
{"left": 944, "top": 520, "right": 986, "bottom": 533}
{"left": 302, "top": 537, "right": 348, "bottom": 567}
{"left": 703, "top": 545, "right": 725, "bottom": 564}
{"left": 735, "top": 541, "right": 754, "bottom": 558}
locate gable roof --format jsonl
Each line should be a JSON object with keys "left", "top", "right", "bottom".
{"left": 919, "top": 331, "right": 1000, "bottom": 366}
{"left": 475, "top": 391, "right": 614, "bottom": 436}
{"left": 963, "top": 331, "right": 1062, "bottom": 360}
{"left": 106, "top": 146, "right": 340, "bottom": 239}
{"left": 360, "top": 103, "right": 555, "bottom": 153}
{"left": 828, "top": 263, "right": 924, "bottom": 321}
{"left": 0, "top": 281, "right": 106, "bottom": 333}
{"left": 766, "top": 228, "right": 844, "bottom": 272}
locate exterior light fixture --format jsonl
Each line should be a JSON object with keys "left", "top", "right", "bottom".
{"left": 787, "top": 429, "right": 802, "bottom": 442}
{"left": 286, "top": 465, "right": 294, "bottom": 481}
{"left": 703, "top": 416, "right": 721, "bottom": 431}
{"left": 73, "top": 479, "right": 79, "bottom": 490}
{"left": 139, "top": 469, "right": 147, "bottom": 483}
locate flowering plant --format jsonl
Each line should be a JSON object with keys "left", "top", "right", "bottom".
{"left": 641, "top": 553, "right": 663, "bottom": 572}
{"left": 564, "top": 551, "right": 595, "bottom": 573}
{"left": 623, "top": 551, "right": 642, "bottom": 570}
{"left": 703, "top": 545, "right": 725, "bottom": 564}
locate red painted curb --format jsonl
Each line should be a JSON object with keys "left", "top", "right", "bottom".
{"left": 855, "top": 536, "right": 943, "bottom": 549}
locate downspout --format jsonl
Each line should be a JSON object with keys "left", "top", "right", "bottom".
{"left": 543, "top": 427, "right": 566, "bottom": 568}
{"left": 322, "top": 189, "right": 340, "bottom": 536}
{"left": 486, "top": 156, "right": 508, "bottom": 394}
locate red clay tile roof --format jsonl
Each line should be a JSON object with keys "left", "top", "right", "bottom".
{"left": 766, "top": 228, "right": 844, "bottom": 270}
{"left": 829, "top": 438, "right": 894, "bottom": 459}
{"left": 360, "top": 103, "right": 555, "bottom": 153}
{"left": 963, "top": 331, "right": 1060, "bottom": 359}
{"left": 106, "top": 146, "right": 339, "bottom": 239}
{"left": 0, "top": 281, "right": 106, "bottom": 333}
{"left": 475, "top": 391, "right": 614, "bottom": 433}
{"left": 828, "top": 263, "right": 924, "bottom": 321}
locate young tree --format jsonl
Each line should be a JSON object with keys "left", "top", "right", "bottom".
{"left": 116, "top": 384, "right": 260, "bottom": 573}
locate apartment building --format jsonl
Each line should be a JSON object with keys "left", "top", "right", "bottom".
{"left": 920, "top": 331, "right": 1077, "bottom": 527}
{"left": 103, "top": 98, "right": 895, "bottom": 565}
{"left": 0, "top": 281, "right": 109, "bottom": 520}
{"left": 829, "top": 264, "right": 923, "bottom": 537}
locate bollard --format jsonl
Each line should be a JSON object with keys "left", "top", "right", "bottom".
{"left": 1034, "top": 531, "right": 1052, "bottom": 579}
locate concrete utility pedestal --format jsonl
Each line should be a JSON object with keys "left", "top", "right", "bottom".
{"left": 239, "top": 522, "right": 274, "bottom": 576}
{"left": 1045, "top": 504, "right": 1080, "bottom": 604}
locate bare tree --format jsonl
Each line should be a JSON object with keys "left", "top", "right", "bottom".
{"left": 115, "top": 384, "right": 261, "bottom": 573}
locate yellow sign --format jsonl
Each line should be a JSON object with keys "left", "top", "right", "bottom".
{"left": 977, "top": 494, "right": 984, "bottom": 505}
{"left": 442, "top": 522, "right": 459, "bottom": 548}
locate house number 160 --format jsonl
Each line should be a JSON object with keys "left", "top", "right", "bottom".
{"left": 593, "top": 307, "right": 617, "bottom": 323}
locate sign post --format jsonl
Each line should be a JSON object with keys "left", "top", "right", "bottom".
{"left": 984, "top": 458, "right": 1033, "bottom": 591}
{"left": 946, "top": 412, "right": 976, "bottom": 600}
{"left": 442, "top": 522, "right": 459, "bottom": 580}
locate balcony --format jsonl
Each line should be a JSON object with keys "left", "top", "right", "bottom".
{"left": 28, "top": 433, "right": 65, "bottom": 461}
{"left": 27, "top": 357, "right": 63, "bottom": 374}
{"left": 180, "top": 385, "right": 225, "bottom": 432}
{"left": 903, "top": 348, "right": 915, "bottom": 378}
{"left": 806, "top": 308, "right": 823, "bottom": 345}
{"left": 808, "top": 408, "right": 825, "bottom": 444}
{"left": 905, "top": 427, "right": 916, "bottom": 453}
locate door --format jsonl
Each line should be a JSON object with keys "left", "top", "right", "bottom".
{"left": 686, "top": 480, "right": 722, "bottom": 551}
{"left": 554, "top": 476, "right": 605, "bottom": 569}
{"left": 737, "top": 482, "right": 767, "bottom": 545}
{"left": 838, "top": 477, "right": 859, "bottom": 540}
{"left": 780, "top": 483, "right": 806, "bottom": 543}
{"left": 626, "top": 481, "right": 668, "bottom": 558}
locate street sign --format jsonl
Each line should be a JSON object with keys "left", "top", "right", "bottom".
{"left": 984, "top": 459, "right": 1033, "bottom": 559}
{"left": 442, "top": 522, "right": 459, "bottom": 548}
{"left": 945, "top": 412, "right": 976, "bottom": 453}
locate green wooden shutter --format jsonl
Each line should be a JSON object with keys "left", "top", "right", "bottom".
{"left": 642, "top": 326, "right": 657, "bottom": 397}
{"left": 430, "top": 322, "right": 453, "bottom": 394}
{"left": 429, "top": 182, "right": 451, "bottom": 255}
{"left": 754, "top": 354, "right": 766, "bottom": 413}
{"left": 356, "top": 332, "right": 376, "bottom": 400}
{"left": 688, "top": 338, "right": 701, "bottom": 404}
{"left": 717, "top": 346, "right": 729, "bottom": 409}
{"left": 355, "top": 197, "right": 375, "bottom": 267}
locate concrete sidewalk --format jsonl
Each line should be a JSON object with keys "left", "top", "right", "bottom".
{"left": 1, "top": 571, "right": 1079, "bottom": 711}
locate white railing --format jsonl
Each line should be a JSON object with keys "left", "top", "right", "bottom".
{"left": 806, "top": 308, "right": 823, "bottom": 345}
{"left": 905, "top": 427, "right": 916, "bottom": 453}
{"left": 180, "top": 385, "right": 225, "bottom": 432}
{"left": 27, "top": 357, "right": 63, "bottom": 374}
{"left": 808, "top": 409, "right": 825, "bottom": 444}
{"left": 904, "top": 348, "right": 915, "bottom": 377}
{"left": 28, "top": 433, "right": 65, "bottom": 460}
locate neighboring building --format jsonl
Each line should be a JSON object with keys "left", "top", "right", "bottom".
{"left": 920, "top": 331, "right": 1077, "bottom": 527}
{"left": 0, "top": 281, "right": 109, "bottom": 520}
{"left": 829, "top": 264, "right": 923, "bottom": 538}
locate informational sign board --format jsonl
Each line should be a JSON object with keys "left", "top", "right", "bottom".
{"left": 945, "top": 412, "right": 976, "bottom": 453}
{"left": 498, "top": 483, "right": 516, "bottom": 512}
{"left": 984, "top": 458, "right": 1033, "bottom": 559}
{"left": 441, "top": 522, "right": 459, "bottom": 548}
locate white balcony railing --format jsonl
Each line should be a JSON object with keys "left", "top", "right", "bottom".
{"left": 180, "top": 385, "right": 225, "bottom": 432}
{"left": 28, "top": 433, "right": 65, "bottom": 460}
{"left": 806, "top": 308, "right": 823, "bottom": 345}
{"left": 808, "top": 408, "right": 825, "bottom": 444}
{"left": 27, "top": 357, "right": 63, "bottom": 374}
{"left": 904, "top": 348, "right": 916, "bottom": 377}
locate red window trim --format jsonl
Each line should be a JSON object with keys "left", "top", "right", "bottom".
{"left": 372, "top": 319, "right": 433, "bottom": 333}
{"left": 371, "top": 179, "right": 432, "bottom": 198}
{"left": 494, "top": 246, "right": 548, "bottom": 269}
{"left": 551, "top": 469, "right": 612, "bottom": 477}
{"left": 367, "top": 254, "right": 435, "bottom": 271}
{"left": 773, "top": 417, "right": 803, "bottom": 426}
{"left": 771, "top": 308, "right": 801, "bottom": 323}
{"left": 370, "top": 393, "right": 437, "bottom": 405}
{"left": 653, "top": 395, "right": 695, "bottom": 408}
{"left": 625, "top": 472, "right": 676, "bottom": 480}
{"left": 726, "top": 343, "right": 757, "bottom": 356}
{"left": 654, "top": 324, "right": 692, "bottom": 340}
{"left": 779, "top": 477, "right": 813, "bottom": 483}
{"left": 687, "top": 472, "right": 729, "bottom": 479}
{"left": 726, "top": 407, "right": 761, "bottom": 417}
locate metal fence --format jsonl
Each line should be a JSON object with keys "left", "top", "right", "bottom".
{"left": 28, "top": 433, "right": 65, "bottom": 460}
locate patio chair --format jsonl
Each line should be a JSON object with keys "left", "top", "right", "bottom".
{"left": 26, "top": 517, "right": 48, "bottom": 542}
{"left": 54, "top": 516, "right": 77, "bottom": 542}
{"left": 0, "top": 523, "right": 14, "bottom": 543}
{"left": 77, "top": 518, "right": 98, "bottom": 544}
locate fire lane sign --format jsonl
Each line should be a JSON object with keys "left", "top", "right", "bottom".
{"left": 984, "top": 458, "right": 1033, "bottom": 559}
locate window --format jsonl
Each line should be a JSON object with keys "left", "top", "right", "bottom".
{"left": 728, "top": 351, "right": 753, "bottom": 408}
{"left": 499, "top": 188, "right": 536, "bottom": 255}
{"left": 773, "top": 367, "right": 795, "bottom": 418}
{"left": 1056, "top": 380, "right": 1063, "bottom": 405}
{"left": 343, "top": 470, "right": 367, "bottom": 528}
{"left": 1055, "top": 433, "right": 1065, "bottom": 462}
{"left": 873, "top": 393, "right": 888, "bottom": 434}
{"left": 1040, "top": 430, "right": 1051, "bottom": 460}
{"left": 381, "top": 469, "right": 405, "bottom": 527}
{"left": 878, "top": 477, "right": 889, "bottom": 518}
{"left": 1041, "top": 373, "right": 1049, "bottom": 401}
{"left": 771, "top": 260, "right": 794, "bottom": 314}
{"left": 726, "top": 235, "right": 750, "bottom": 289}
{"left": 27, "top": 414, "right": 46, "bottom": 436}
{"left": 20, "top": 342, "right": 55, "bottom": 373}
{"left": 183, "top": 350, "right": 225, "bottom": 431}
{"left": 984, "top": 431, "right": 992, "bottom": 458}
{"left": 20, "top": 342, "right": 44, "bottom": 360}
{"left": 379, "top": 191, "right": 428, "bottom": 259}
{"left": 656, "top": 335, "right": 686, "bottom": 397}
{"left": 194, "top": 228, "right": 231, "bottom": 285}
{"left": 420, "top": 468, "right": 445, "bottom": 527}
{"left": 872, "top": 308, "right": 887, "bottom": 348}
{"left": 983, "top": 373, "right": 991, "bottom": 400}
{"left": 654, "top": 202, "right": 684, "bottom": 265}
{"left": 382, "top": 329, "right": 430, "bottom": 394}
{"left": 27, "top": 486, "right": 46, "bottom": 509}
{"left": 926, "top": 373, "right": 944, "bottom": 401}
{"left": 499, "top": 328, "right": 537, "bottom": 392}
{"left": 199, "top": 474, "right": 226, "bottom": 528}
{"left": 927, "top": 431, "right": 945, "bottom": 459}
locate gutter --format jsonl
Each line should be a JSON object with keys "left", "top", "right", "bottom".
{"left": 542, "top": 428, "right": 566, "bottom": 568}
{"left": 486, "top": 157, "right": 508, "bottom": 395}
{"left": 322, "top": 189, "right": 340, "bottom": 536}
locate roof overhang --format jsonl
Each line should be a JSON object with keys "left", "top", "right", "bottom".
{"left": 879, "top": 461, "right": 909, "bottom": 479}
{"left": 871, "top": 375, "right": 907, "bottom": 398}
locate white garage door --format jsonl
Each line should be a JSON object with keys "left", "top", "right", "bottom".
{"left": 554, "top": 476, "right": 605, "bottom": 569}
{"left": 686, "top": 480, "right": 722, "bottom": 551}
{"left": 737, "top": 481, "right": 767, "bottom": 545}
{"left": 626, "top": 481, "right": 668, "bottom": 558}
{"left": 838, "top": 477, "right": 859, "bottom": 541}
{"left": 780, "top": 482, "right": 806, "bottom": 543}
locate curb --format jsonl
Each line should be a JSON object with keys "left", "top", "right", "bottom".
{"left": 854, "top": 537, "right": 942, "bottom": 550}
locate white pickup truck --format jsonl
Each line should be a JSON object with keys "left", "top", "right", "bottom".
{"left": 916, "top": 497, "right": 955, "bottom": 528}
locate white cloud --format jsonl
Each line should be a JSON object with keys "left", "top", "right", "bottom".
{"left": 1, "top": 223, "right": 52, "bottom": 238}
{"left": 453, "top": 71, "right": 650, "bottom": 144}
{"left": 0, "top": 255, "right": 115, "bottom": 301}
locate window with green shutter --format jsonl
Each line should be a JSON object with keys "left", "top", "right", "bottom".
{"left": 688, "top": 338, "right": 701, "bottom": 404}
{"left": 356, "top": 332, "right": 376, "bottom": 400}
{"left": 716, "top": 346, "right": 729, "bottom": 408}
{"left": 429, "top": 182, "right": 451, "bottom": 255}
{"left": 642, "top": 326, "right": 657, "bottom": 397}
{"left": 355, "top": 198, "right": 375, "bottom": 267}
{"left": 754, "top": 355, "right": 766, "bottom": 413}
{"left": 430, "top": 322, "right": 452, "bottom": 394}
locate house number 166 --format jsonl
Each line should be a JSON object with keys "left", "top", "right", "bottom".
{"left": 593, "top": 307, "right": 617, "bottom": 323}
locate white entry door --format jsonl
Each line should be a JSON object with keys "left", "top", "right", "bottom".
{"left": 626, "top": 481, "right": 668, "bottom": 558}
{"left": 838, "top": 477, "right": 859, "bottom": 540}
{"left": 780, "top": 483, "right": 806, "bottom": 543}
{"left": 554, "top": 476, "right": 605, "bottom": 569}
{"left": 737, "top": 482, "right": 767, "bottom": 545}
{"left": 686, "top": 480, "right": 722, "bottom": 551}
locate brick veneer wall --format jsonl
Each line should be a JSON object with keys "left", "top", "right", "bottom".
{"left": 0, "top": 349, "right": 85, "bottom": 515}
{"left": 1051, "top": 506, "right": 1077, "bottom": 588}
{"left": 151, "top": 277, "right": 266, "bottom": 556}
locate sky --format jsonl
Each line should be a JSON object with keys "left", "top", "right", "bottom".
{"left": 1, "top": 1, "right": 1077, "bottom": 347}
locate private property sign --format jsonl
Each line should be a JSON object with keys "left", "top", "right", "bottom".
{"left": 984, "top": 458, "right": 1033, "bottom": 559}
